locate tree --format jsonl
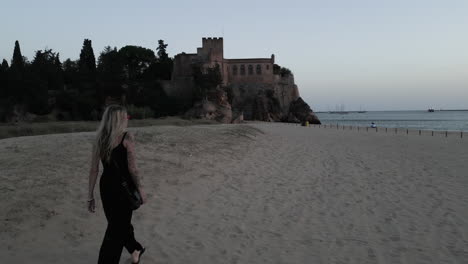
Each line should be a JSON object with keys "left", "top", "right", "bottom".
{"left": 8, "top": 41, "right": 27, "bottom": 103}
{"left": 10, "top": 40, "right": 24, "bottom": 73}
{"left": 53, "top": 53, "right": 64, "bottom": 91}
{"left": 97, "top": 46, "right": 125, "bottom": 101}
{"left": 0, "top": 59, "right": 9, "bottom": 99}
{"left": 192, "top": 63, "right": 222, "bottom": 100}
{"left": 118, "top": 45, "right": 156, "bottom": 82}
{"left": 0, "top": 59, "right": 8, "bottom": 70}
{"left": 273, "top": 63, "right": 291, "bottom": 77}
{"left": 97, "top": 46, "right": 124, "bottom": 83}
{"left": 78, "top": 39, "right": 96, "bottom": 83}
{"left": 156, "top": 40, "right": 169, "bottom": 62}
{"left": 63, "top": 58, "right": 79, "bottom": 89}
{"left": 27, "top": 49, "right": 64, "bottom": 114}
{"left": 145, "top": 39, "right": 173, "bottom": 80}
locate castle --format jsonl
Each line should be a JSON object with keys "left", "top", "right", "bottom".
{"left": 172, "top": 37, "right": 276, "bottom": 86}
{"left": 167, "top": 37, "right": 304, "bottom": 121}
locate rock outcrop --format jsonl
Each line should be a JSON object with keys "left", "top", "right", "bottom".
{"left": 184, "top": 87, "right": 233, "bottom": 123}
{"left": 287, "top": 97, "right": 321, "bottom": 124}
{"left": 184, "top": 74, "right": 321, "bottom": 125}
{"left": 226, "top": 73, "right": 320, "bottom": 124}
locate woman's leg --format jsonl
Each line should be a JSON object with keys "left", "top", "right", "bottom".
{"left": 98, "top": 181, "right": 126, "bottom": 264}
{"left": 123, "top": 210, "right": 143, "bottom": 254}
{"left": 97, "top": 223, "right": 124, "bottom": 264}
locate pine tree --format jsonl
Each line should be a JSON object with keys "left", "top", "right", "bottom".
{"left": 1, "top": 59, "right": 8, "bottom": 70}
{"left": 147, "top": 39, "right": 173, "bottom": 80}
{"left": 8, "top": 40, "right": 27, "bottom": 103}
{"left": 53, "top": 53, "right": 64, "bottom": 91}
{"left": 78, "top": 39, "right": 96, "bottom": 82}
{"left": 156, "top": 40, "right": 169, "bottom": 62}
{"left": 0, "top": 59, "right": 9, "bottom": 99}
{"left": 10, "top": 40, "right": 24, "bottom": 73}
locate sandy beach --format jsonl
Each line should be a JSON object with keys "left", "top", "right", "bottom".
{"left": 1, "top": 122, "right": 468, "bottom": 264}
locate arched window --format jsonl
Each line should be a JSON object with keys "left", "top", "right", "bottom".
{"left": 256, "top": 64, "right": 262, "bottom": 75}
{"left": 240, "top": 65, "right": 245, "bottom": 75}
{"left": 233, "top": 65, "right": 238, "bottom": 75}
{"left": 248, "top": 65, "right": 253, "bottom": 75}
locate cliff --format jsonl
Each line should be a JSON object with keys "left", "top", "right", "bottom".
{"left": 225, "top": 73, "right": 320, "bottom": 124}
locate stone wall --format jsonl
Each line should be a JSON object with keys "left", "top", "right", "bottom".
{"left": 225, "top": 57, "right": 275, "bottom": 84}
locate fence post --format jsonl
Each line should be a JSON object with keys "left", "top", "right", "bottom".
{"left": 406, "top": 129, "right": 408, "bottom": 134}
{"left": 445, "top": 131, "right": 448, "bottom": 137}
{"left": 367, "top": 127, "right": 368, "bottom": 132}
{"left": 419, "top": 130, "right": 421, "bottom": 136}
{"left": 461, "top": 131, "right": 463, "bottom": 138}
{"left": 376, "top": 127, "right": 378, "bottom": 132}
{"left": 395, "top": 128, "right": 397, "bottom": 134}
{"left": 432, "top": 131, "right": 434, "bottom": 136}
{"left": 386, "top": 127, "right": 387, "bottom": 133}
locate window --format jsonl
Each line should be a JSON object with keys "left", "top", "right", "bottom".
{"left": 256, "top": 64, "right": 262, "bottom": 75}
{"left": 266, "top": 65, "right": 270, "bottom": 70}
{"left": 240, "top": 65, "right": 245, "bottom": 75}
{"left": 233, "top": 65, "right": 238, "bottom": 75}
{"left": 248, "top": 65, "right": 253, "bottom": 75}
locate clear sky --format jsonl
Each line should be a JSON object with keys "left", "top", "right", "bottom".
{"left": 1, "top": 0, "right": 467, "bottom": 111}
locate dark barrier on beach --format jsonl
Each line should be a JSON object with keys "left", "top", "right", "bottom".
{"left": 295, "top": 123, "right": 466, "bottom": 139}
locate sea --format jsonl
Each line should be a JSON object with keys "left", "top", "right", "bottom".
{"left": 315, "top": 110, "right": 468, "bottom": 132}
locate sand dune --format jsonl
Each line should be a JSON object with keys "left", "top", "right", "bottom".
{"left": 1, "top": 122, "right": 468, "bottom": 263}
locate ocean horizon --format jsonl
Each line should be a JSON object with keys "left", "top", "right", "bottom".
{"left": 315, "top": 110, "right": 468, "bottom": 132}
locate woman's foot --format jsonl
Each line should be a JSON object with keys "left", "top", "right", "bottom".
{"left": 131, "top": 248, "right": 146, "bottom": 264}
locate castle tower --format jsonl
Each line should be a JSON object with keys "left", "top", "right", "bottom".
{"left": 198, "top": 37, "right": 224, "bottom": 64}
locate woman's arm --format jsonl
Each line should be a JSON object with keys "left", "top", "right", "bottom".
{"left": 88, "top": 144, "right": 99, "bottom": 206}
{"left": 125, "top": 132, "right": 142, "bottom": 188}
{"left": 125, "top": 132, "right": 147, "bottom": 204}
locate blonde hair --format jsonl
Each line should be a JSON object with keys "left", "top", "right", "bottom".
{"left": 93, "top": 104, "right": 128, "bottom": 163}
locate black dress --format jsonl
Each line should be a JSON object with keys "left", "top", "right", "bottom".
{"left": 98, "top": 132, "right": 143, "bottom": 264}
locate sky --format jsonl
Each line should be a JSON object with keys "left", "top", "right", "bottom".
{"left": 1, "top": 0, "right": 467, "bottom": 111}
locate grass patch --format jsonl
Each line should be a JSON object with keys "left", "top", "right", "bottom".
{"left": 0, "top": 116, "right": 219, "bottom": 140}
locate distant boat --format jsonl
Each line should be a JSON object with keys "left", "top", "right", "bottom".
{"left": 357, "top": 105, "right": 367, "bottom": 113}
{"left": 428, "top": 108, "right": 435, "bottom": 112}
{"left": 330, "top": 103, "right": 349, "bottom": 114}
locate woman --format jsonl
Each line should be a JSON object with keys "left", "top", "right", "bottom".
{"left": 87, "top": 104, "right": 147, "bottom": 264}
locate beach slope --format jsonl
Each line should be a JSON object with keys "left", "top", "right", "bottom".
{"left": 1, "top": 123, "right": 467, "bottom": 263}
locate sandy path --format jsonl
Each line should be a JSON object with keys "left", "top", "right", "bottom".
{"left": 1, "top": 122, "right": 467, "bottom": 263}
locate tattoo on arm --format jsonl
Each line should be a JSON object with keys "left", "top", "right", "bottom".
{"left": 88, "top": 145, "right": 99, "bottom": 198}
{"left": 126, "top": 133, "right": 142, "bottom": 188}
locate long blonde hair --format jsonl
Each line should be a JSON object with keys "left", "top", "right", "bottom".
{"left": 93, "top": 104, "right": 128, "bottom": 163}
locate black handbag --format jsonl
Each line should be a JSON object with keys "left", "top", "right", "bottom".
{"left": 113, "top": 159, "right": 143, "bottom": 210}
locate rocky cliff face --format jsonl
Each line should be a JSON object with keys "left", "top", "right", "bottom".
{"left": 184, "top": 70, "right": 320, "bottom": 124}
{"left": 287, "top": 97, "right": 321, "bottom": 124}
{"left": 226, "top": 73, "right": 319, "bottom": 124}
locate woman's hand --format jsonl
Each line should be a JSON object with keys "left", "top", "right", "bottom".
{"left": 88, "top": 198, "right": 96, "bottom": 213}
{"left": 139, "top": 188, "right": 147, "bottom": 204}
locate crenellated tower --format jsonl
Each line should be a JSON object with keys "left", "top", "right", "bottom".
{"left": 197, "top": 37, "right": 224, "bottom": 64}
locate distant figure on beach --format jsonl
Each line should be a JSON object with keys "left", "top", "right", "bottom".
{"left": 87, "top": 104, "right": 147, "bottom": 264}
{"left": 371, "top": 122, "right": 377, "bottom": 128}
